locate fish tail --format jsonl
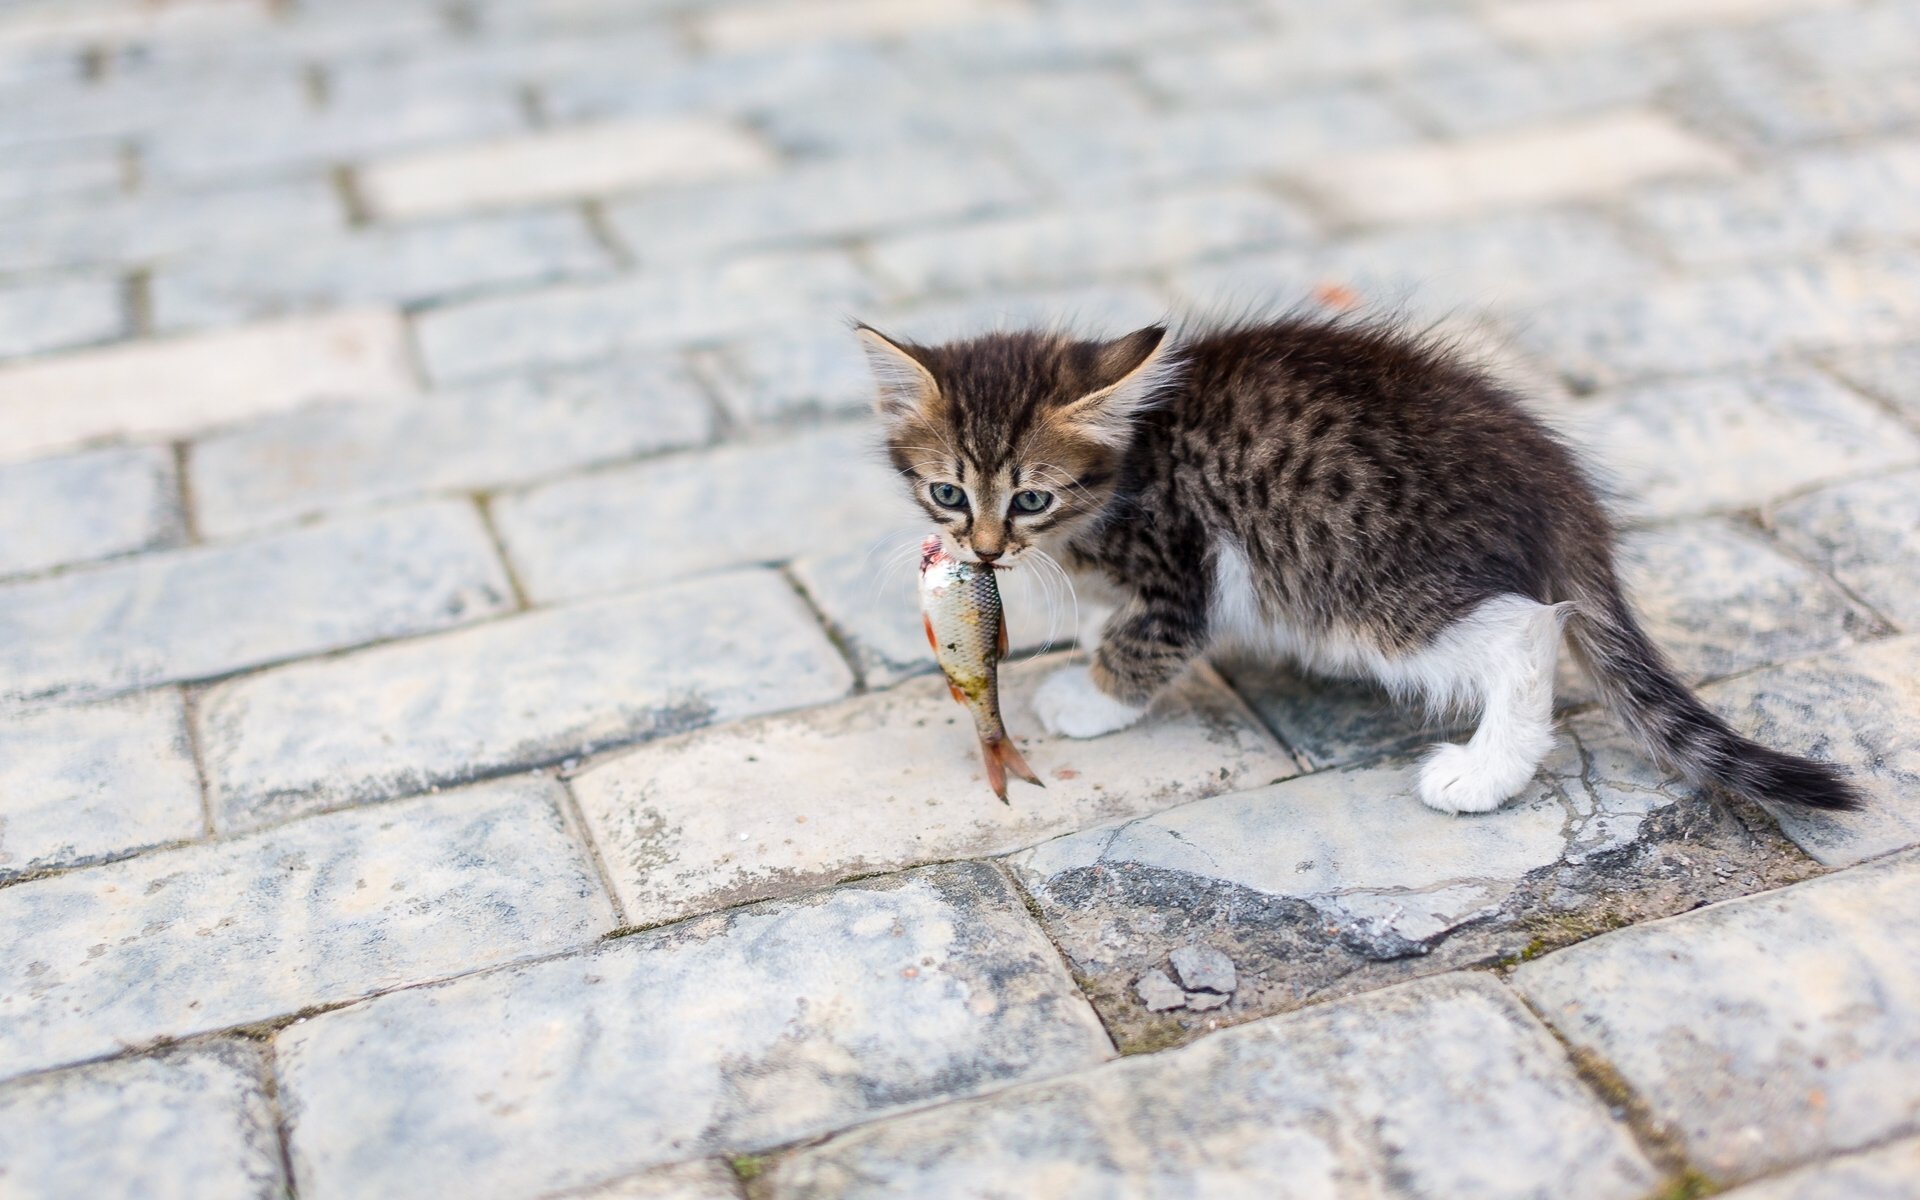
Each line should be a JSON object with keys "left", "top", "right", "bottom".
{"left": 979, "top": 733, "right": 1043, "bottom": 804}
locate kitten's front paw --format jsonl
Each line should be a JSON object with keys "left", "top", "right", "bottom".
{"left": 1033, "top": 665, "right": 1147, "bottom": 739}
{"left": 1416, "top": 743, "right": 1515, "bottom": 814}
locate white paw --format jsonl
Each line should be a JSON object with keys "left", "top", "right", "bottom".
{"left": 1033, "top": 665, "right": 1147, "bottom": 739}
{"left": 1417, "top": 743, "right": 1520, "bottom": 814}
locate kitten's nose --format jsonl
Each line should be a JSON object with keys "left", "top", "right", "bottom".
{"left": 974, "top": 548, "right": 1002, "bottom": 563}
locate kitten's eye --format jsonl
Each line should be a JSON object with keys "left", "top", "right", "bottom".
{"left": 1012, "top": 489, "right": 1052, "bottom": 514}
{"left": 930, "top": 482, "right": 968, "bottom": 510}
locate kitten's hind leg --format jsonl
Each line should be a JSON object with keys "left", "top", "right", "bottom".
{"left": 1398, "top": 595, "right": 1572, "bottom": 814}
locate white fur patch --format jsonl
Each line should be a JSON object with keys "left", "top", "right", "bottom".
{"left": 1033, "top": 664, "right": 1147, "bottom": 739}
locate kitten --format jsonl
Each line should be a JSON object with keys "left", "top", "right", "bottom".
{"left": 856, "top": 316, "right": 1861, "bottom": 815}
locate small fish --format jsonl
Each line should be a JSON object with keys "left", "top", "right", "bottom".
{"left": 918, "top": 534, "right": 1044, "bottom": 804}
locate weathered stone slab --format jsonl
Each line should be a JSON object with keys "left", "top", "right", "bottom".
{"left": 200, "top": 569, "right": 854, "bottom": 829}
{"left": 1397, "top": 43, "right": 1676, "bottom": 136}
{"left": 571, "top": 654, "right": 1292, "bottom": 927}
{"left": 867, "top": 188, "right": 1310, "bottom": 297}
{"left": 1515, "top": 849, "right": 1920, "bottom": 1183}
{"left": 760, "top": 974, "right": 1657, "bottom": 1200}
{"left": 1011, "top": 708, "right": 1822, "bottom": 1046}
{"left": 546, "top": 1159, "right": 744, "bottom": 1200}
{"left": 0, "top": 501, "right": 512, "bottom": 708}
{"left": 1483, "top": 0, "right": 1843, "bottom": 48}
{"left": 358, "top": 117, "right": 774, "bottom": 221}
{"left": 0, "top": 444, "right": 180, "bottom": 578}
{"left": 1699, "top": 637, "right": 1920, "bottom": 866}
{"left": 189, "top": 359, "right": 716, "bottom": 538}
{"left": 0, "top": 272, "right": 124, "bottom": 360}
{"left": 1767, "top": 469, "right": 1920, "bottom": 631}
{"left": 416, "top": 250, "right": 875, "bottom": 383}
{"left": 0, "top": 690, "right": 202, "bottom": 881}
{"left": 1141, "top": 14, "right": 1503, "bottom": 101}
{"left": 276, "top": 863, "right": 1111, "bottom": 1200}
{"left": 1826, "top": 341, "right": 1920, "bottom": 429}
{"left": 1716, "top": 1135, "right": 1920, "bottom": 1200}
{"left": 0, "top": 777, "right": 613, "bottom": 1081}
{"left": 1521, "top": 255, "right": 1920, "bottom": 387}
{"left": 0, "top": 1041, "right": 285, "bottom": 1200}
{"left": 697, "top": 0, "right": 1017, "bottom": 53}
{"left": 493, "top": 423, "right": 910, "bottom": 603}
{"left": 153, "top": 208, "right": 610, "bottom": 331}
{"left": 0, "top": 308, "right": 417, "bottom": 463}
{"left": 1568, "top": 369, "right": 1920, "bottom": 519}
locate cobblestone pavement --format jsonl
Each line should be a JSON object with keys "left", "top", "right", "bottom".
{"left": 3, "top": 0, "right": 1920, "bottom": 1196}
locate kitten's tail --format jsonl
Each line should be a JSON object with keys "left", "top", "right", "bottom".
{"left": 1561, "top": 567, "right": 1862, "bottom": 811}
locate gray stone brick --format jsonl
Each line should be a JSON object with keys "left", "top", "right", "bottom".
{"left": 0, "top": 69, "right": 309, "bottom": 153}
{"left": 1562, "top": 368, "right": 1920, "bottom": 519}
{"left": 0, "top": 174, "right": 341, "bottom": 276}
{"left": 697, "top": 0, "right": 1022, "bottom": 53}
{"left": 1006, "top": 91, "right": 1420, "bottom": 199}
{"left": 1482, "top": 0, "right": 1840, "bottom": 48}
{"left": 603, "top": 147, "right": 1032, "bottom": 266}
{"left": 1716, "top": 1135, "right": 1920, "bottom": 1200}
{"left": 540, "top": 41, "right": 908, "bottom": 127}
{"left": 415, "top": 249, "right": 877, "bottom": 382}
{"left": 0, "top": 777, "right": 615, "bottom": 1082}
{"left": 867, "top": 189, "right": 1312, "bottom": 298}
{"left": 1825, "top": 340, "right": 1920, "bottom": 429}
{"left": 1687, "top": 60, "right": 1920, "bottom": 147}
{"left": 1177, "top": 208, "right": 1656, "bottom": 315}
{"left": 0, "top": 501, "right": 512, "bottom": 708}
{"left": 0, "top": 140, "right": 124, "bottom": 216}
{"left": 1700, "top": 637, "right": 1920, "bottom": 866}
{"left": 1515, "top": 848, "right": 1920, "bottom": 1183}
{"left": 1772, "top": 0, "right": 1920, "bottom": 76}
{"left": 324, "top": 26, "right": 682, "bottom": 116}
{"left": 888, "top": 0, "right": 1258, "bottom": 72}
{"left": 552, "top": 1159, "right": 746, "bottom": 1200}
{"left": 0, "top": 1041, "right": 285, "bottom": 1200}
{"left": 0, "top": 690, "right": 202, "bottom": 882}
{"left": 199, "top": 570, "right": 854, "bottom": 828}
{"left": 275, "top": 863, "right": 1110, "bottom": 1200}
{"left": 571, "top": 654, "right": 1292, "bottom": 927}
{"left": 1395, "top": 44, "right": 1678, "bottom": 136}
{"left": 761, "top": 975, "right": 1656, "bottom": 1200}
{"left": 0, "top": 272, "right": 125, "bottom": 360}
{"left": 0, "top": 444, "right": 180, "bottom": 579}
{"left": 1767, "top": 468, "right": 1920, "bottom": 631}
{"left": 492, "top": 424, "right": 910, "bottom": 604}
{"left": 1141, "top": 13, "right": 1505, "bottom": 103}
{"left": 189, "top": 359, "right": 715, "bottom": 538}
{"left": 152, "top": 207, "right": 610, "bottom": 332}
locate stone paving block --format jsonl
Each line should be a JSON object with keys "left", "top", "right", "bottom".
{"left": 199, "top": 569, "right": 854, "bottom": 828}
{"left": 0, "top": 174, "right": 340, "bottom": 275}
{"left": 275, "top": 862, "right": 1111, "bottom": 1200}
{"left": 0, "top": 272, "right": 125, "bottom": 360}
{"left": 1006, "top": 91, "right": 1420, "bottom": 199}
{"left": 760, "top": 974, "right": 1657, "bottom": 1200}
{"left": 1395, "top": 44, "right": 1678, "bottom": 136}
{"left": 1773, "top": 0, "right": 1920, "bottom": 75}
{"left": 1141, "top": 13, "right": 1504, "bottom": 103}
{"left": 1715, "top": 1135, "right": 1920, "bottom": 1200}
{"left": 493, "top": 424, "right": 909, "bottom": 603}
{"left": 325, "top": 26, "right": 682, "bottom": 117}
{"left": 1564, "top": 368, "right": 1920, "bottom": 518}
{"left": 1686, "top": 60, "right": 1920, "bottom": 148}
{"left": 571, "top": 654, "right": 1292, "bottom": 927}
{"left": 1630, "top": 139, "right": 1920, "bottom": 267}
{"left": 547, "top": 1159, "right": 745, "bottom": 1200}
{"left": 0, "top": 308, "right": 418, "bottom": 464}
{"left": 190, "top": 358, "right": 715, "bottom": 538}
{"left": 1482, "top": 0, "right": 1845, "bottom": 49}
{"left": 541, "top": 41, "right": 907, "bottom": 127}
{"left": 416, "top": 249, "right": 876, "bottom": 382}
{"left": 1767, "top": 469, "right": 1920, "bottom": 630}
{"left": 1294, "top": 111, "right": 1738, "bottom": 225}
{"left": 0, "top": 501, "right": 511, "bottom": 708}
{"left": 1699, "top": 637, "right": 1920, "bottom": 867}
{"left": 603, "top": 147, "right": 1030, "bottom": 266}
{"left": 0, "top": 140, "right": 124, "bottom": 215}
{"left": 900, "top": 0, "right": 1257, "bottom": 72}
{"left": 1010, "top": 706, "right": 1823, "bottom": 1045}
{"left": 153, "top": 207, "right": 610, "bottom": 331}
{"left": 1514, "top": 848, "right": 1920, "bottom": 1183}
{"left": 0, "top": 690, "right": 202, "bottom": 882}
{"left": 0, "top": 777, "right": 615, "bottom": 1082}
{"left": 697, "top": 0, "right": 1017, "bottom": 52}
{"left": 868, "top": 188, "right": 1312, "bottom": 298}
{"left": 358, "top": 117, "right": 775, "bottom": 222}
{"left": 0, "top": 1041, "right": 285, "bottom": 1200}
{"left": 0, "top": 444, "right": 180, "bottom": 578}
{"left": 1176, "top": 207, "right": 1656, "bottom": 315}
{"left": 1826, "top": 341, "right": 1920, "bottom": 429}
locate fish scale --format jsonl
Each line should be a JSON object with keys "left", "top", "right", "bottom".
{"left": 918, "top": 535, "right": 1044, "bottom": 803}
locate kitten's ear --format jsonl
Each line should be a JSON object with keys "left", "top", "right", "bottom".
{"left": 854, "top": 323, "right": 939, "bottom": 424}
{"left": 1057, "top": 325, "right": 1172, "bottom": 446}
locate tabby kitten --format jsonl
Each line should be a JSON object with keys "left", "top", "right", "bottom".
{"left": 856, "top": 316, "right": 1860, "bottom": 815}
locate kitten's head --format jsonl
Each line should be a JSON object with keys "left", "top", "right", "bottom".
{"left": 855, "top": 323, "right": 1171, "bottom": 564}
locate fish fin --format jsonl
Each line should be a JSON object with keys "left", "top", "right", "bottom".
{"left": 997, "top": 611, "right": 1009, "bottom": 658}
{"left": 998, "top": 737, "right": 1044, "bottom": 789}
{"left": 948, "top": 683, "right": 965, "bottom": 705}
{"left": 981, "top": 740, "right": 1009, "bottom": 804}
{"left": 979, "top": 735, "right": 1043, "bottom": 803}
{"left": 923, "top": 614, "right": 938, "bottom": 653}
